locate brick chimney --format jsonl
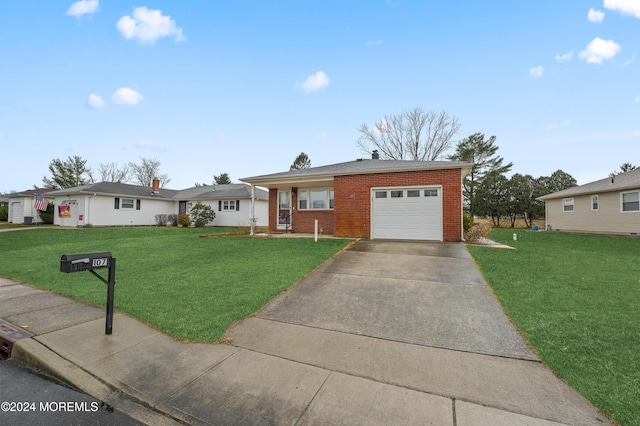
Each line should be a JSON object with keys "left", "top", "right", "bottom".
{"left": 152, "top": 178, "right": 160, "bottom": 193}
{"left": 372, "top": 150, "right": 379, "bottom": 159}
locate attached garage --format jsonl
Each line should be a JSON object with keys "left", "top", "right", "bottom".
{"left": 371, "top": 186, "right": 442, "bottom": 241}
{"left": 242, "top": 155, "right": 472, "bottom": 242}
{"left": 10, "top": 202, "right": 23, "bottom": 224}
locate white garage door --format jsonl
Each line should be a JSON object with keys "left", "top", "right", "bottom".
{"left": 10, "top": 202, "right": 23, "bottom": 223}
{"left": 371, "top": 186, "right": 442, "bottom": 241}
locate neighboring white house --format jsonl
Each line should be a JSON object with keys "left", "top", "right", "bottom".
{"left": 174, "top": 184, "right": 269, "bottom": 227}
{"left": 44, "top": 180, "right": 269, "bottom": 228}
{"left": 7, "top": 188, "right": 54, "bottom": 224}
{"left": 539, "top": 168, "right": 640, "bottom": 236}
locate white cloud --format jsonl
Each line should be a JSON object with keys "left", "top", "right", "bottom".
{"left": 635, "top": 94, "right": 640, "bottom": 103}
{"left": 529, "top": 66, "right": 544, "bottom": 79}
{"left": 112, "top": 87, "right": 143, "bottom": 105}
{"left": 546, "top": 119, "right": 572, "bottom": 131}
{"left": 66, "top": 0, "right": 99, "bottom": 18}
{"left": 587, "top": 8, "right": 605, "bottom": 22}
{"left": 579, "top": 37, "right": 621, "bottom": 64}
{"left": 295, "top": 71, "right": 330, "bottom": 92}
{"left": 317, "top": 130, "right": 327, "bottom": 140}
{"left": 87, "top": 93, "right": 104, "bottom": 109}
{"left": 555, "top": 51, "right": 573, "bottom": 62}
{"left": 135, "top": 139, "right": 166, "bottom": 152}
{"left": 365, "top": 40, "right": 382, "bottom": 46}
{"left": 604, "top": 0, "right": 640, "bottom": 19}
{"left": 116, "top": 7, "right": 186, "bottom": 44}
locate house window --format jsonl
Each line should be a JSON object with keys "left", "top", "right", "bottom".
{"left": 563, "top": 198, "right": 574, "bottom": 212}
{"left": 424, "top": 189, "right": 438, "bottom": 197}
{"left": 375, "top": 191, "right": 387, "bottom": 198}
{"left": 621, "top": 191, "right": 640, "bottom": 212}
{"left": 407, "top": 190, "right": 420, "bottom": 197}
{"left": 298, "top": 191, "right": 307, "bottom": 209}
{"left": 121, "top": 198, "right": 135, "bottom": 209}
{"left": 591, "top": 195, "right": 599, "bottom": 211}
{"left": 297, "top": 188, "right": 334, "bottom": 210}
{"left": 390, "top": 190, "right": 403, "bottom": 198}
{"left": 219, "top": 200, "right": 240, "bottom": 211}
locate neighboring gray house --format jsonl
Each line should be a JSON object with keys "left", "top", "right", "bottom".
{"left": 7, "top": 188, "right": 54, "bottom": 224}
{"left": 44, "top": 180, "right": 269, "bottom": 228}
{"left": 539, "top": 168, "right": 640, "bottom": 236}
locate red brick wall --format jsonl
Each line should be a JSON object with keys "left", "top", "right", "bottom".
{"left": 267, "top": 168, "right": 464, "bottom": 241}
{"left": 334, "top": 168, "right": 463, "bottom": 242}
{"left": 268, "top": 188, "right": 334, "bottom": 234}
{"left": 268, "top": 188, "right": 278, "bottom": 231}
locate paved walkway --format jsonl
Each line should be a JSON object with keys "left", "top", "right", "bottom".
{"left": 1, "top": 240, "right": 612, "bottom": 425}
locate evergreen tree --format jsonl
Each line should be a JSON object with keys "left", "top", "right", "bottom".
{"left": 213, "top": 173, "right": 232, "bottom": 185}
{"left": 447, "top": 133, "right": 513, "bottom": 217}
{"left": 290, "top": 152, "right": 311, "bottom": 170}
{"left": 42, "top": 155, "right": 92, "bottom": 189}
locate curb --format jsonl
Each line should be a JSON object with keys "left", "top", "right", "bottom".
{"left": 12, "top": 338, "right": 185, "bottom": 426}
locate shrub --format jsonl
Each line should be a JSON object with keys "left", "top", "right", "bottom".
{"left": 155, "top": 214, "right": 168, "bottom": 226}
{"left": 168, "top": 214, "right": 179, "bottom": 227}
{"left": 189, "top": 203, "right": 216, "bottom": 227}
{"left": 0, "top": 205, "right": 7, "bottom": 221}
{"left": 38, "top": 203, "right": 54, "bottom": 224}
{"left": 463, "top": 212, "right": 474, "bottom": 233}
{"left": 464, "top": 221, "right": 492, "bottom": 243}
{"left": 178, "top": 214, "right": 191, "bottom": 227}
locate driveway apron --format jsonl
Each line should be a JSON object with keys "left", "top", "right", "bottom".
{"left": 257, "top": 239, "right": 536, "bottom": 360}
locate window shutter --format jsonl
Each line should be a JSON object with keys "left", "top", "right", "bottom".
{"left": 114, "top": 198, "right": 120, "bottom": 209}
{"left": 236, "top": 200, "right": 240, "bottom": 211}
{"left": 136, "top": 199, "right": 141, "bottom": 210}
{"left": 218, "top": 201, "right": 221, "bottom": 211}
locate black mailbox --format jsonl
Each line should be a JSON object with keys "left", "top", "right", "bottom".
{"left": 59, "top": 251, "right": 116, "bottom": 335}
{"left": 60, "top": 252, "right": 112, "bottom": 273}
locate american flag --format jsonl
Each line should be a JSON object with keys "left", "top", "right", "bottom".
{"left": 34, "top": 195, "right": 49, "bottom": 211}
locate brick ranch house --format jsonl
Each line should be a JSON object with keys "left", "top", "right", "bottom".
{"left": 241, "top": 154, "right": 472, "bottom": 242}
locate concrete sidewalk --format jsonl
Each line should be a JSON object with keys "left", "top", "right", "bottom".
{"left": 1, "top": 240, "right": 613, "bottom": 425}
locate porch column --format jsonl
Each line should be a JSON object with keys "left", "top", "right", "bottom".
{"left": 250, "top": 184, "right": 256, "bottom": 236}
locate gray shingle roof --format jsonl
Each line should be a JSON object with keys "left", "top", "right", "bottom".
{"left": 539, "top": 168, "right": 640, "bottom": 200}
{"left": 173, "top": 184, "right": 268, "bottom": 200}
{"left": 44, "top": 182, "right": 179, "bottom": 199}
{"left": 241, "top": 158, "right": 473, "bottom": 183}
{"left": 42, "top": 182, "right": 267, "bottom": 201}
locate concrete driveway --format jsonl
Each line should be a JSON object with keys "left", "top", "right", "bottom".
{"left": 226, "top": 239, "right": 611, "bottom": 425}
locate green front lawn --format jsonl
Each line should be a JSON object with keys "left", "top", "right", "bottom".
{"left": 468, "top": 230, "right": 640, "bottom": 426}
{"left": 0, "top": 227, "right": 350, "bottom": 342}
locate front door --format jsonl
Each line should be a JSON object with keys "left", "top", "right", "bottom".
{"left": 179, "top": 201, "right": 188, "bottom": 215}
{"left": 277, "top": 191, "right": 291, "bottom": 230}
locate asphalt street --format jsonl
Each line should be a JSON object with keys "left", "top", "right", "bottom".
{"left": 0, "top": 359, "right": 142, "bottom": 426}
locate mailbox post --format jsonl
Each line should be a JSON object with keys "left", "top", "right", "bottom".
{"left": 60, "top": 252, "right": 116, "bottom": 335}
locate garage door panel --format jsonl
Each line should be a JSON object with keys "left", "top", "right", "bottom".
{"left": 371, "top": 186, "right": 442, "bottom": 241}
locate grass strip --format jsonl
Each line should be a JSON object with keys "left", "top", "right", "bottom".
{"left": 468, "top": 229, "right": 640, "bottom": 426}
{"left": 0, "top": 227, "right": 350, "bottom": 342}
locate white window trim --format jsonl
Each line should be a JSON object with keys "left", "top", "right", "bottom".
{"left": 591, "top": 194, "right": 599, "bottom": 212}
{"left": 562, "top": 198, "right": 574, "bottom": 213}
{"left": 297, "top": 188, "right": 334, "bottom": 210}
{"left": 121, "top": 198, "right": 135, "bottom": 209}
{"left": 621, "top": 190, "right": 640, "bottom": 213}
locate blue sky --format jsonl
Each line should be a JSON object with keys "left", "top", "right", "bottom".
{"left": 1, "top": 1, "right": 638, "bottom": 192}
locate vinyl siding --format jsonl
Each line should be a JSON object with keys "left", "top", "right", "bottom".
{"left": 545, "top": 190, "right": 640, "bottom": 235}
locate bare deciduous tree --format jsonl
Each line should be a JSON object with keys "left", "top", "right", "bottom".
{"left": 98, "top": 162, "right": 131, "bottom": 183}
{"left": 357, "top": 107, "right": 461, "bottom": 161}
{"left": 129, "top": 157, "right": 170, "bottom": 187}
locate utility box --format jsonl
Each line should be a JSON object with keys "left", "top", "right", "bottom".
{"left": 60, "top": 252, "right": 112, "bottom": 273}
{"left": 0, "top": 319, "right": 34, "bottom": 359}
